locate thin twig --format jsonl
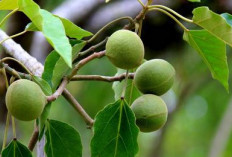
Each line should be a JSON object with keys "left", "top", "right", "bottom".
{"left": 71, "top": 73, "right": 134, "bottom": 82}
{"left": 28, "top": 125, "right": 39, "bottom": 151}
{"left": 69, "top": 51, "right": 106, "bottom": 79}
{"left": 0, "top": 62, "right": 31, "bottom": 80}
{"left": 73, "top": 38, "right": 108, "bottom": 63}
{"left": 46, "top": 77, "right": 68, "bottom": 102}
{"left": 62, "top": 89, "right": 94, "bottom": 127}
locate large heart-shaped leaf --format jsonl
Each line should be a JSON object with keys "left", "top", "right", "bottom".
{"left": 0, "top": 0, "right": 18, "bottom": 10}
{"left": 91, "top": 100, "right": 139, "bottom": 157}
{"left": 184, "top": 30, "right": 229, "bottom": 91}
{"left": 1, "top": 139, "right": 32, "bottom": 157}
{"left": 192, "top": 7, "right": 232, "bottom": 47}
{"left": 18, "top": 0, "right": 72, "bottom": 67}
{"left": 45, "top": 120, "right": 82, "bottom": 157}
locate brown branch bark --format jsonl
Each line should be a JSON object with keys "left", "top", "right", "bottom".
{"left": 71, "top": 73, "right": 134, "bottom": 82}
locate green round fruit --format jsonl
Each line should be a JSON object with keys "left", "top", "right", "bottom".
{"left": 6, "top": 79, "right": 47, "bottom": 121}
{"left": 105, "top": 30, "right": 144, "bottom": 69}
{"left": 134, "top": 59, "right": 175, "bottom": 96}
{"left": 131, "top": 94, "right": 168, "bottom": 132}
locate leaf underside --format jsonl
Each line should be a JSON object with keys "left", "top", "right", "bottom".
{"left": 184, "top": 29, "right": 229, "bottom": 91}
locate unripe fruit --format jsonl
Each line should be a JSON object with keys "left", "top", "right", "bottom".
{"left": 134, "top": 59, "right": 175, "bottom": 96}
{"left": 105, "top": 30, "right": 144, "bottom": 69}
{"left": 131, "top": 94, "right": 168, "bottom": 132}
{"left": 6, "top": 79, "right": 47, "bottom": 121}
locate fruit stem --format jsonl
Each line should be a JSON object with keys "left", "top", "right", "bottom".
{"left": 1, "top": 57, "right": 33, "bottom": 75}
{"left": 0, "top": 8, "right": 19, "bottom": 27}
{"left": 87, "top": 16, "right": 134, "bottom": 44}
{"left": 0, "top": 30, "right": 27, "bottom": 45}
{"left": 148, "top": 8, "right": 189, "bottom": 31}
{"left": 121, "top": 70, "right": 129, "bottom": 99}
{"left": 2, "top": 112, "right": 10, "bottom": 151}
{"left": 11, "top": 117, "right": 16, "bottom": 138}
{"left": 137, "top": 0, "right": 145, "bottom": 8}
{"left": 148, "top": 5, "right": 193, "bottom": 23}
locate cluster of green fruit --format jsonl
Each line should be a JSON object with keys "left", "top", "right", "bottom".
{"left": 106, "top": 30, "right": 175, "bottom": 132}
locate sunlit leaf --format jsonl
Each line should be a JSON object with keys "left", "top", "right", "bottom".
{"left": 57, "top": 17, "right": 92, "bottom": 39}
{"left": 18, "top": 0, "right": 72, "bottom": 67}
{"left": 1, "top": 139, "right": 32, "bottom": 157}
{"left": 192, "top": 7, "right": 232, "bottom": 47}
{"left": 184, "top": 30, "right": 229, "bottom": 91}
{"left": 91, "top": 100, "right": 139, "bottom": 157}
{"left": 0, "top": 0, "right": 18, "bottom": 10}
{"left": 45, "top": 120, "right": 82, "bottom": 157}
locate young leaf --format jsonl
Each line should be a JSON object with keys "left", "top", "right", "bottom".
{"left": 192, "top": 7, "right": 232, "bottom": 47}
{"left": 18, "top": 0, "right": 72, "bottom": 67}
{"left": 112, "top": 69, "right": 141, "bottom": 105}
{"left": 221, "top": 13, "right": 232, "bottom": 26}
{"left": 18, "top": 0, "right": 43, "bottom": 29}
{"left": 184, "top": 30, "right": 229, "bottom": 91}
{"left": 1, "top": 139, "right": 32, "bottom": 157}
{"left": 57, "top": 17, "right": 93, "bottom": 40}
{"left": 91, "top": 100, "right": 139, "bottom": 157}
{"left": 52, "top": 42, "right": 86, "bottom": 90}
{"left": 45, "top": 119, "right": 82, "bottom": 157}
{"left": 0, "top": 0, "right": 18, "bottom": 10}
{"left": 40, "top": 9, "right": 72, "bottom": 67}
{"left": 42, "top": 50, "right": 60, "bottom": 87}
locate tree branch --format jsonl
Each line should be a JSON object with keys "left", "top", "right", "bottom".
{"left": 28, "top": 125, "right": 39, "bottom": 151}
{"left": 62, "top": 89, "right": 94, "bottom": 127}
{"left": 46, "top": 77, "right": 68, "bottom": 102}
{"left": 0, "top": 29, "right": 44, "bottom": 76}
{"left": 69, "top": 50, "right": 105, "bottom": 79}
{"left": 71, "top": 73, "right": 134, "bottom": 82}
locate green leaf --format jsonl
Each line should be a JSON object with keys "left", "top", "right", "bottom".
{"left": 184, "top": 30, "right": 229, "bottom": 91}
{"left": 221, "top": 13, "right": 232, "bottom": 26}
{"left": 91, "top": 100, "right": 139, "bottom": 157}
{"left": 52, "top": 42, "right": 86, "bottom": 90}
{"left": 18, "top": 0, "right": 43, "bottom": 29}
{"left": 18, "top": 0, "right": 72, "bottom": 67}
{"left": 32, "top": 75, "right": 52, "bottom": 95}
{"left": 192, "top": 7, "right": 232, "bottom": 47}
{"left": 45, "top": 119, "right": 82, "bottom": 157}
{"left": 0, "top": 0, "right": 18, "bottom": 10}
{"left": 40, "top": 9, "right": 72, "bottom": 67}
{"left": 25, "top": 22, "right": 39, "bottom": 31}
{"left": 112, "top": 69, "right": 141, "bottom": 105}
{"left": 42, "top": 50, "right": 60, "bottom": 87}
{"left": 105, "top": 0, "right": 110, "bottom": 3}
{"left": 1, "top": 139, "right": 32, "bottom": 157}
{"left": 188, "top": 0, "right": 200, "bottom": 2}
{"left": 57, "top": 17, "right": 92, "bottom": 40}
